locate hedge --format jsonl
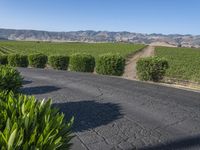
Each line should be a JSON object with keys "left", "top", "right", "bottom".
{"left": 0, "top": 65, "right": 23, "bottom": 93}
{"left": 69, "top": 53, "right": 95, "bottom": 72}
{"left": 96, "top": 53, "right": 125, "bottom": 76}
{"left": 0, "top": 55, "right": 8, "bottom": 65}
{"left": 136, "top": 57, "right": 169, "bottom": 82}
{"left": 49, "top": 55, "right": 70, "bottom": 70}
{"left": 8, "top": 54, "right": 28, "bottom": 67}
{"left": 28, "top": 53, "right": 48, "bottom": 68}
{"left": 0, "top": 91, "right": 74, "bottom": 149}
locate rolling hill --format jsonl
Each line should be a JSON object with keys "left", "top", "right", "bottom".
{"left": 0, "top": 28, "right": 200, "bottom": 47}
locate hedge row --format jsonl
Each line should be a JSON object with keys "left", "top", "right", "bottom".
{"left": 0, "top": 54, "right": 48, "bottom": 68}
{"left": 96, "top": 53, "right": 125, "bottom": 76}
{"left": 49, "top": 55, "right": 69, "bottom": 70}
{"left": 69, "top": 53, "right": 95, "bottom": 72}
{"left": 29, "top": 53, "right": 48, "bottom": 68}
{"left": 136, "top": 57, "right": 169, "bottom": 82}
{"left": 8, "top": 54, "right": 29, "bottom": 67}
{"left": 0, "top": 53, "right": 126, "bottom": 76}
{"left": 0, "top": 53, "right": 169, "bottom": 79}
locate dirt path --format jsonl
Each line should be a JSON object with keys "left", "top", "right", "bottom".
{"left": 123, "top": 45, "right": 155, "bottom": 80}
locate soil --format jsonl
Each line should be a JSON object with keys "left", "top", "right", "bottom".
{"left": 149, "top": 42, "right": 177, "bottom": 47}
{"left": 123, "top": 46, "right": 155, "bottom": 80}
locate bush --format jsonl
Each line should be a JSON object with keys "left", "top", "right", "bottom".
{"left": 69, "top": 53, "right": 95, "bottom": 72}
{"left": 0, "top": 91, "right": 74, "bottom": 149}
{"left": 96, "top": 53, "right": 125, "bottom": 76}
{"left": 8, "top": 54, "right": 28, "bottom": 67}
{"left": 136, "top": 57, "right": 169, "bottom": 82}
{"left": 28, "top": 53, "right": 48, "bottom": 68}
{"left": 0, "top": 55, "right": 8, "bottom": 65}
{"left": 0, "top": 66, "right": 23, "bottom": 92}
{"left": 49, "top": 55, "right": 70, "bottom": 70}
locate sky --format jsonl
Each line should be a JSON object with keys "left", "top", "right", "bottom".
{"left": 0, "top": 0, "right": 200, "bottom": 35}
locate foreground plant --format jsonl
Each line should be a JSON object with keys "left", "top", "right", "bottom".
{"left": 0, "top": 65, "right": 23, "bottom": 93}
{"left": 0, "top": 92, "right": 74, "bottom": 149}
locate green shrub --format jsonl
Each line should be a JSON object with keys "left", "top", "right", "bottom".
{"left": 69, "top": 53, "right": 95, "bottom": 72}
{"left": 49, "top": 55, "right": 70, "bottom": 70}
{"left": 0, "top": 66, "right": 23, "bottom": 92}
{"left": 136, "top": 57, "right": 169, "bottom": 82}
{"left": 28, "top": 53, "right": 48, "bottom": 68}
{"left": 0, "top": 91, "right": 74, "bottom": 149}
{"left": 96, "top": 53, "right": 125, "bottom": 76}
{"left": 8, "top": 54, "right": 28, "bottom": 67}
{"left": 0, "top": 55, "right": 8, "bottom": 65}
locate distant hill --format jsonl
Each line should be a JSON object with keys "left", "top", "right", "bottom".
{"left": 0, "top": 37, "right": 8, "bottom": 41}
{"left": 0, "top": 28, "right": 200, "bottom": 47}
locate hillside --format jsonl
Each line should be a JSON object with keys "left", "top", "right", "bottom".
{"left": 0, "top": 28, "right": 200, "bottom": 47}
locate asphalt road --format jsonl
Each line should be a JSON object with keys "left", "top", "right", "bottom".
{"left": 18, "top": 68, "right": 200, "bottom": 150}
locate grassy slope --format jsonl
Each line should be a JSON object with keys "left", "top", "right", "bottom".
{"left": 155, "top": 46, "right": 200, "bottom": 82}
{"left": 0, "top": 41, "right": 145, "bottom": 58}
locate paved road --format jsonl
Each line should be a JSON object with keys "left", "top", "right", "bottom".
{"left": 18, "top": 68, "right": 200, "bottom": 150}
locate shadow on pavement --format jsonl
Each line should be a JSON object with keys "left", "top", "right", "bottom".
{"left": 21, "top": 85, "right": 61, "bottom": 95}
{"left": 53, "top": 100, "right": 123, "bottom": 132}
{"left": 22, "top": 80, "right": 32, "bottom": 85}
{"left": 140, "top": 134, "right": 200, "bottom": 150}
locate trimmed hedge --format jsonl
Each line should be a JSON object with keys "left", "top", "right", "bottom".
{"left": 69, "top": 53, "right": 95, "bottom": 72}
{"left": 8, "top": 54, "right": 28, "bottom": 67}
{"left": 136, "top": 57, "right": 169, "bottom": 82}
{"left": 0, "top": 55, "right": 8, "bottom": 65}
{"left": 28, "top": 53, "right": 48, "bottom": 68}
{"left": 96, "top": 53, "right": 125, "bottom": 76}
{"left": 0, "top": 65, "right": 23, "bottom": 92}
{"left": 49, "top": 55, "right": 69, "bottom": 70}
{"left": 0, "top": 91, "right": 74, "bottom": 149}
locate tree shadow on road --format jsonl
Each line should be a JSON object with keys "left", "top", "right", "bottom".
{"left": 140, "top": 134, "right": 200, "bottom": 150}
{"left": 53, "top": 100, "right": 123, "bottom": 132}
{"left": 22, "top": 80, "right": 32, "bottom": 85}
{"left": 21, "top": 85, "right": 61, "bottom": 95}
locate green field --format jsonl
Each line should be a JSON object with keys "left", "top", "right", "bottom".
{"left": 0, "top": 41, "right": 145, "bottom": 58}
{"left": 155, "top": 47, "right": 200, "bottom": 82}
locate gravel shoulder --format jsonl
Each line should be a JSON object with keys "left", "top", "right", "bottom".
{"left": 19, "top": 68, "right": 200, "bottom": 150}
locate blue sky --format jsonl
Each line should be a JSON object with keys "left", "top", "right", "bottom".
{"left": 0, "top": 0, "right": 199, "bottom": 35}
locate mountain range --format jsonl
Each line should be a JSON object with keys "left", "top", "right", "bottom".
{"left": 0, "top": 28, "right": 200, "bottom": 47}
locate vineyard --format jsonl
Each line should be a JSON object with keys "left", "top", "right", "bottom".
{"left": 0, "top": 46, "right": 15, "bottom": 54}
{"left": 0, "top": 41, "right": 145, "bottom": 58}
{"left": 155, "top": 47, "right": 200, "bottom": 82}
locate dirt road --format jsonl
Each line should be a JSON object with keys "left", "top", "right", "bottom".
{"left": 123, "top": 46, "right": 155, "bottom": 80}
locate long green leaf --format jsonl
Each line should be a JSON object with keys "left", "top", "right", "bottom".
{"left": 8, "top": 129, "right": 17, "bottom": 150}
